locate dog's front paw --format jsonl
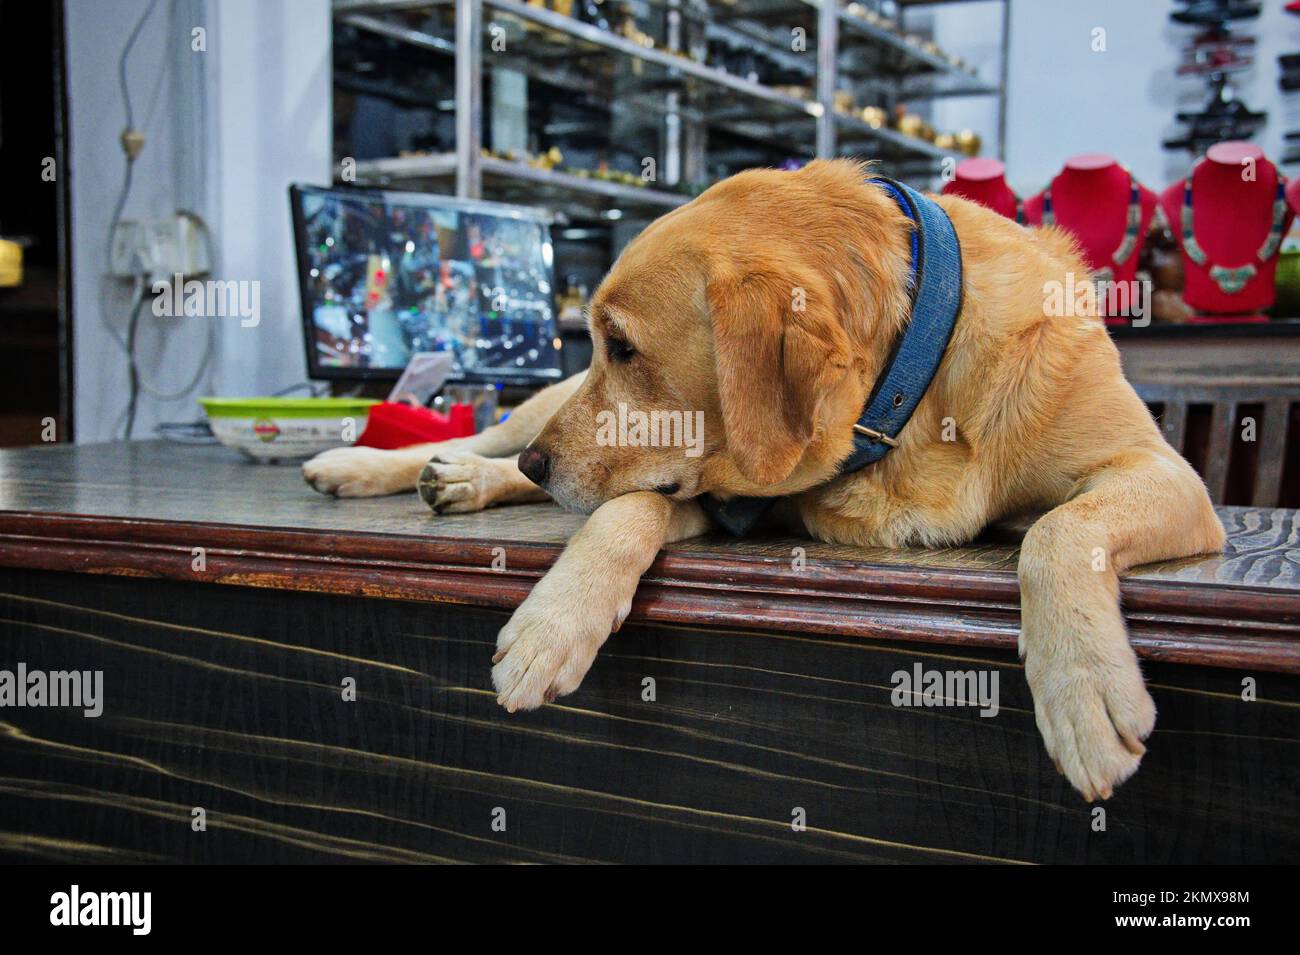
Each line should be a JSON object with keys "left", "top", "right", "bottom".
{"left": 302, "top": 446, "right": 407, "bottom": 497}
{"left": 1023, "top": 639, "right": 1156, "bottom": 801}
{"left": 490, "top": 573, "right": 633, "bottom": 712}
{"left": 418, "top": 450, "right": 496, "bottom": 514}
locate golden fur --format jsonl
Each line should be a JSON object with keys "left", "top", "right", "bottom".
{"left": 304, "top": 159, "right": 1224, "bottom": 801}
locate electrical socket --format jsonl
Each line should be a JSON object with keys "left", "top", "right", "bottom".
{"left": 109, "top": 213, "right": 211, "bottom": 282}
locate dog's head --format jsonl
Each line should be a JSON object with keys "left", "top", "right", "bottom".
{"left": 523, "top": 159, "right": 913, "bottom": 514}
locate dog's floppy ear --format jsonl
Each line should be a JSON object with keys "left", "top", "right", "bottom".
{"left": 708, "top": 269, "right": 851, "bottom": 487}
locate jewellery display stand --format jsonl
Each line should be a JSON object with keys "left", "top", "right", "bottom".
{"left": 1159, "top": 141, "right": 1293, "bottom": 322}
{"left": 1023, "top": 154, "right": 1159, "bottom": 324}
{"left": 941, "top": 158, "right": 1021, "bottom": 221}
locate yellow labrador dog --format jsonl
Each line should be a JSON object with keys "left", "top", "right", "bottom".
{"left": 304, "top": 159, "right": 1224, "bottom": 801}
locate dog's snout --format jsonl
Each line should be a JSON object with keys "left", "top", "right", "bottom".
{"left": 518, "top": 446, "right": 551, "bottom": 487}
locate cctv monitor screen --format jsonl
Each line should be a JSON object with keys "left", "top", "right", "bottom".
{"left": 290, "top": 184, "right": 562, "bottom": 384}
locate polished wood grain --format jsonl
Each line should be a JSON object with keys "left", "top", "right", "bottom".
{"left": 0, "top": 442, "right": 1297, "bottom": 673}
{"left": 1, "top": 569, "right": 1295, "bottom": 864}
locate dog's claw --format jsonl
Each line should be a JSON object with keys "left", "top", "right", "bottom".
{"left": 1026, "top": 644, "right": 1155, "bottom": 802}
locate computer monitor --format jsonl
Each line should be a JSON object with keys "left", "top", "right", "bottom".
{"left": 289, "top": 184, "right": 563, "bottom": 385}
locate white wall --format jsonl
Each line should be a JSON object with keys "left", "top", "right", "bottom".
{"left": 927, "top": 0, "right": 1004, "bottom": 161}
{"left": 67, "top": 0, "right": 195, "bottom": 442}
{"left": 932, "top": 0, "right": 1300, "bottom": 197}
{"left": 205, "top": 0, "right": 332, "bottom": 402}
{"left": 65, "top": 0, "right": 331, "bottom": 443}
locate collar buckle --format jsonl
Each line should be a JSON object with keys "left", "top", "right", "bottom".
{"left": 852, "top": 424, "right": 899, "bottom": 448}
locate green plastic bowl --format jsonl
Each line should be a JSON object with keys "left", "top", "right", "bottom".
{"left": 198, "top": 396, "right": 379, "bottom": 463}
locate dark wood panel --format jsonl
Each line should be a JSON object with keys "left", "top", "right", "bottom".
{"left": 1256, "top": 401, "right": 1290, "bottom": 506}
{"left": 1132, "top": 383, "right": 1300, "bottom": 507}
{"left": 1203, "top": 402, "right": 1233, "bottom": 503}
{"left": 1160, "top": 400, "right": 1187, "bottom": 455}
{"left": 1, "top": 569, "right": 1295, "bottom": 864}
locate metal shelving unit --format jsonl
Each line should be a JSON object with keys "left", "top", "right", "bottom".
{"left": 332, "top": 0, "right": 1006, "bottom": 214}
{"left": 352, "top": 151, "right": 692, "bottom": 211}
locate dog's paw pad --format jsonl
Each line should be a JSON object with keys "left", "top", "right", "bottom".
{"left": 418, "top": 452, "right": 492, "bottom": 514}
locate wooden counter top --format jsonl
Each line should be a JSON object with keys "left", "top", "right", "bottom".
{"left": 1, "top": 440, "right": 1297, "bottom": 672}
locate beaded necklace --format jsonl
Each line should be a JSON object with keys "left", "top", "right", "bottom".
{"left": 1180, "top": 164, "right": 1288, "bottom": 295}
{"left": 1042, "top": 173, "right": 1142, "bottom": 282}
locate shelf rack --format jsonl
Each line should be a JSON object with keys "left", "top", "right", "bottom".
{"left": 331, "top": 0, "right": 1006, "bottom": 213}
{"left": 351, "top": 151, "right": 692, "bottom": 212}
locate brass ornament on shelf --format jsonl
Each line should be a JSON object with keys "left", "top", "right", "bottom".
{"left": 955, "top": 129, "right": 981, "bottom": 156}
{"left": 896, "top": 112, "right": 926, "bottom": 139}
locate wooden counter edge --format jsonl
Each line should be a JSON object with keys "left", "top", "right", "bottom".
{"left": 0, "top": 510, "right": 1295, "bottom": 674}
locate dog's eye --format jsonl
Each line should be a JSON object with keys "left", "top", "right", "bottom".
{"left": 606, "top": 336, "right": 636, "bottom": 364}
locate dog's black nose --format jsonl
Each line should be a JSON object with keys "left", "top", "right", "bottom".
{"left": 518, "top": 446, "right": 551, "bottom": 487}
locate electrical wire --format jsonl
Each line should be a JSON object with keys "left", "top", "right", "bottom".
{"left": 155, "top": 420, "right": 217, "bottom": 444}
{"left": 102, "top": 0, "right": 161, "bottom": 289}
{"left": 104, "top": 0, "right": 218, "bottom": 436}
{"left": 134, "top": 320, "right": 217, "bottom": 401}
{"left": 122, "top": 284, "right": 151, "bottom": 440}
{"left": 103, "top": 0, "right": 160, "bottom": 435}
{"left": 273, "top": 381, "right": 331, "bottom": 398}
{"left": 117, "top": 0, "right": 159, "bottom": 133}
{"left": 107, "top": 273, "right": 146, "bottom": 439}
{"left": 134, "top": 210, "right": 219, "bottom": 401}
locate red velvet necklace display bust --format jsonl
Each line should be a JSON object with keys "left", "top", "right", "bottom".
{"left": 1023, "top": 154, "right": 1159, "bottom": 287}
{"left": 941, "top": 158, "right": 1021, "bottom": 222}
{"left": 1160, "top": 142, "right": 1293, "bottom": 322}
